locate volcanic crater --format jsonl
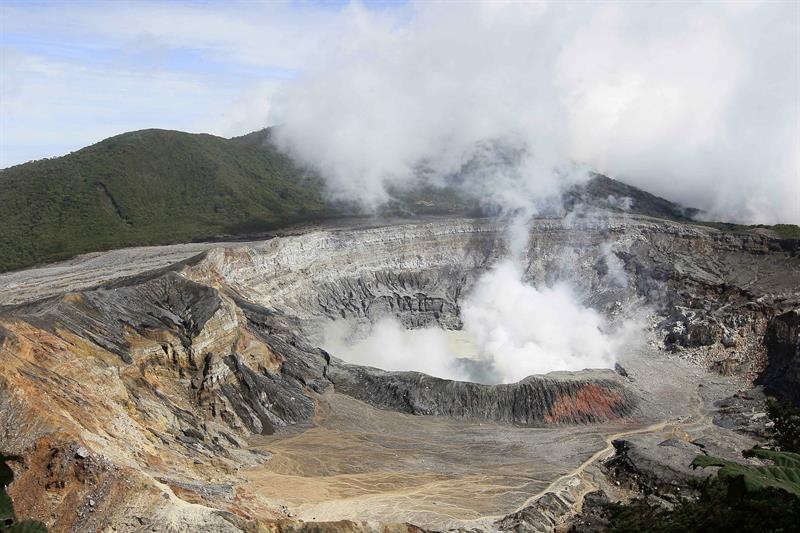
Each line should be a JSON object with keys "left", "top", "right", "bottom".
{"left": 1, "top": 213, "right": 798, "bottom": 532}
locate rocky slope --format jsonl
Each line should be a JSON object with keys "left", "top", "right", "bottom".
{"left": 0, "top": 213, "right": 798, "bottom": 532}
{"left": 757, "top": 309, "right": 800, "bottom": 403}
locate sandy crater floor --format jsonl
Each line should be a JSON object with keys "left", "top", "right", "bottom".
{"left": 241, "top": 346, "right": 747, "bottom": 530}
{"left": 244, "top": 391, "right": 619, "bottom": 528}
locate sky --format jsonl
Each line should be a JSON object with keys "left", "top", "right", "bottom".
{"left": 1, "top": 0, "right": 798, "bottom": 223}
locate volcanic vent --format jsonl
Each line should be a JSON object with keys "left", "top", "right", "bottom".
{"left": 190, "top": 217, "right": 639, "bottom": 383}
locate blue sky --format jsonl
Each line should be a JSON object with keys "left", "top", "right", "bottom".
{"left": 0, "top": 0, "right": 406, "bottom": 167}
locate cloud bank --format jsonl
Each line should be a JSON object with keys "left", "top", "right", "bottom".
{"left": 304, "top": 1, "right": 792, "bottom": 379}
{"left": 271, "top": 1, "right": 799, "bottom": 224}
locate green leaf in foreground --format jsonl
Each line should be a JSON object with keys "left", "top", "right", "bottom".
{"left": 0, "top": 455, "right": 21, "bottom": 488}
{"left": 692, "top": 448, "right": 800, "bottom": 498}
{"left": 5, "top": 520, "right": 48, "bottom": 533}
{"left": 0, "top": 454, "right": 22, "bottom": 527}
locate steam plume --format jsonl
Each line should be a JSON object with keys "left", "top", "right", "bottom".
{"left": 271, "top": 1, "right": 799, "bottom": 224}
{"left": 297, "top": 1, "right": 792, "bottom": 381}
{"left": 323, "top": 254, "right": 640, "bottom": 384}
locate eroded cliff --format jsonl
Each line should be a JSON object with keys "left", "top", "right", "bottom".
{"left": 0, "top": 214, "right": 797, "bottom": 532}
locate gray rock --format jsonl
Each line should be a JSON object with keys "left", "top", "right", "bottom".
{"left": 183, "top": 428, "right": 205, "bottom": 441}
{"left": 605, "top": 437, "right": 712, "bottom": 498}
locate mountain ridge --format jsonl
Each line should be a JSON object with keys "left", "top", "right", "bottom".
{"left": 2, "top": 127, "right": 795, "bottom": 273}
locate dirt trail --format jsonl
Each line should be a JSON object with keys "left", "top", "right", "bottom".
{"left": 512, "top": 395, "right": 712, "bottom": 523}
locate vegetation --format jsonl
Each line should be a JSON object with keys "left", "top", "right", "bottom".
{"left": 606, "top": 399, "right": 800, "bottom": 532}
{"left": 580, "top": 174, "right": 700, "bottom": 221}
{"left": 607, "top": 477, "right": 800, "bottom": 533}
{"left": 0, "top": 128, "right": 337, "bottom": 272}
{"left": 693, "top": 221, "right": 800, "bottom": 239}
{"left": 1, "top": 454, "right": 46, "bottom": 532}
{"left": 766, "top": 398, "right": 800, "bottom": 452}
{"left": 692, "top": 448, "right": 800, "bottom": 498}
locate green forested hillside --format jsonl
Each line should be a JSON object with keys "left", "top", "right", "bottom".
{"left": 0, "top": 129, "right": 333, "bottom": 272}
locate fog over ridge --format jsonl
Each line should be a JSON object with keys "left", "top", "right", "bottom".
{"left": 279, "top": 1, "right": 798, "bottom": 379}
{"left": 270, "top": 0, "right": 799, "bottom": 225}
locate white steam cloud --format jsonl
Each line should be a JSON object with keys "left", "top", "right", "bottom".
{"left": 460, "top": 260, "right": 627, "bottom": 382}
{"left": 271, "top": 1, "right": 799, "bottom": 224}
{"left": 322, "top": 318, "right": 472, "bottom": 382}
{"left": 323, "top": 259, "right": 640, "bottom": 384}
{"left": 294, "top": 1, "right": 792, "bottom": 381}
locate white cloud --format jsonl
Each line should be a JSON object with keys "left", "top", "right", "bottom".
{"left": 270, "top": 1, "right": 799, "bottom": 223}
{"left": 0, "top": 0, "right": 357, "bottom": 166}
{"left": 0, "top": 47, "right": 241, "bottom": 166}
{"left": 0, "top": 1, "right": 375, "bottom": 71}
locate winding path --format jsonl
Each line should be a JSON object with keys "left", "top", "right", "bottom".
{"left": 512, "top": 397, "right": 711, "bottom": 528}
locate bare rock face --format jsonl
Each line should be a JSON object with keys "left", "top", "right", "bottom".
{"left": 0, "top": 226, "right": 636, "bottom": 531}
{"left": 757, "top": 309, "right": 800, "bottom": 403}
{"left": 182, "top": 219, "right": 508, "bottom": 333}
{"left": 0, "top": 214, "right": 798, "bottom": 532}
{"left": 495, "top": 492, "right": 574, "bottom": 533}
{"left": 604, "top": 438, "right": 714, "bottom": 498}
{"left": 326, "top": 365, "right": 634, "bottom": 425}
{"left": 177, "top": 217, "right": 800, "bottom": 382}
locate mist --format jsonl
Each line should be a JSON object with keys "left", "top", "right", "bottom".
{"left": 322, "top": 318, "right": 473, "bottom": 382}
{"left": 289, "top": 1, "right": 792, "bottom": 381}
{"left": 323, "top": 258, "right": 640, "bottom": 384}
{"left": 270, "top": 1, "right": 799, "bottom": 224}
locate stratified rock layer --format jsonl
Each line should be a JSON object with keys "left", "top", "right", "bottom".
{"left": 0, "top": 214, "right": 798, "bottom": 532}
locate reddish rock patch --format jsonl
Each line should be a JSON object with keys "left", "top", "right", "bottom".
{"left": 545, "top": 384, "right": 626, "bottom": 424}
